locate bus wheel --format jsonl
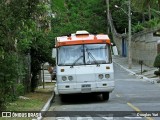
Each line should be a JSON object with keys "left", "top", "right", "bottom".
{"left": 102, "top": 92, "right": 109, "bottom": 101}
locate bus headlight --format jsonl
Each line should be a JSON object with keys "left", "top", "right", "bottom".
{"left": 68, "top": 76, "right": 73, "bottom": 81}
{"left": 105, "top": 74, "right": 110, "bottom": 78}
{"left": 98, "top": 74, "right": 104, "bottom": 79}
{"left": 62, "top": 76, "right": 67, "bottom": 81}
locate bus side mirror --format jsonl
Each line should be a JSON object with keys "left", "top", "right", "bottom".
{"left": 52, "top": 48, "right": 56, "bottom": 58}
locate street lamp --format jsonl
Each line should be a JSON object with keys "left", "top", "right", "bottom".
{"left": 115, "top": 0, "right": 132, "bottom": 69}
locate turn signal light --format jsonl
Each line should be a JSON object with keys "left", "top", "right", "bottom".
{"left": 106, "top": 66, "right": 110, "bottom": 69}
{"left": 61, "top": 69, "right": 64, "bottom": 72}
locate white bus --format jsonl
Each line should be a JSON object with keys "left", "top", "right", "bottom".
{"left": 53, "top": 30, "right": 115, "bottom": 101}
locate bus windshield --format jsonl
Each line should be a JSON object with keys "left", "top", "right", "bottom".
{"left": 58, "top": 44, "right": 110, "bottom": 66}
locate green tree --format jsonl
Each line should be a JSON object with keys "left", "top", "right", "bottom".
{"left": 109, "top": 0, "right": 160, "bottom": 33}
{"left": 109, "top": 0, "right": 129, "bottom": 33}
{"left": 132, "top": 0, "right": 152, "bottom": 20}
{"left": 51, "top": 0, "right": 108, "bottom": 36}
{"left": 131, "top": 0, "right": 160, "bottom": 21}
{"left": 0, "top": 0, "right": 54, "bottom": 109}
{"left": 19, "top": 0, "right": 55, "bottom": 92}
{"left": 0, "top": 0, "right": 31, "bottom": 109}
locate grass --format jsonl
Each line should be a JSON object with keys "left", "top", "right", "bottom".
{"left": 6, "top": 92, "right": 51, "bottom": 111}
{"left": 0, "top": 82, "right": 55, "bottom": 120}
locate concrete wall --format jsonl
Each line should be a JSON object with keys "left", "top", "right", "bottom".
{"left": 132, "top": 31, "right": 160, "bottom": 66}
{"left": 108, "top": 13, "right": 160, "bottom": 67}
{"left": 132, "top": 28, "right": 160, "bottom": 66}
{"left": 113, "top": 29, "right": 160, "bottom": 67}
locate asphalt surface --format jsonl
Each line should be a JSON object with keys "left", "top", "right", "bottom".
{"left": 43, "top": 64, "right": 160, "bottom": 120}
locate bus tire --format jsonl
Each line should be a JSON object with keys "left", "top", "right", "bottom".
{"left": 102, "top": 92, "right": 109, "bottom": 101}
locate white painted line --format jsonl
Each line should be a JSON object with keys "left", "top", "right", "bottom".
{"left": 124, "top": 116, "right": 142, "bottom": 119}
{"left": 113, "top": 61, "right": 156, "bottom": 84}
{"left": 77, "top": 117, "right": 93, "bottom": 120}
{"left": 102, "top": 117, "right": 114, "bottom": 120}
{"left": 56, "top": 117, "right": 71, "bottom": 120}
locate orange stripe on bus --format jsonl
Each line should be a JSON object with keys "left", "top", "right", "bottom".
{"left": 56, "top": 39, "right": 111, "bottom": 47}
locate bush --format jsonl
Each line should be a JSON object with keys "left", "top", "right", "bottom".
{"left": 148, "top": 19, "right": 160, "bottom": 28}
{"left": 16, "top": 84, "right": 25, "bottom": 96}
{"left": 132, "top": 24, "right": 145, "bottom": 33}
{"left": 154, "top": 71, "right": 160, "bottom": 76}
{"left": 132, "top": 19, "right": 160, "bottom": 34}
{"left": 154, "top": 54, "right": 160, "bottom": 76}
{"left": 154, "top": 54, "right": 160, "bottom": 67}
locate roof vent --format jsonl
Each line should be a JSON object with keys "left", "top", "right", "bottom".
{"left": 76, "top": 30, "right": 89, "bottom": 35}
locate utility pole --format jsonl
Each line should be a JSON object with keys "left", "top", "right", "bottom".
{"left": 128, "top": 0, "right": 132, "bottom": 69}
{"left": 106, "top": 0, "right": 110, "bottom": 34}
{"left": 115, "top": 0, "right": 132, "bottom": 69}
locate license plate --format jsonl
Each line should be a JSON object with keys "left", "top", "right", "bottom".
{"left": 82, "top": 84, "right": 91, "bottom": 88}
{"left": 81, "top": 84, "right": 91, "bottom": 93}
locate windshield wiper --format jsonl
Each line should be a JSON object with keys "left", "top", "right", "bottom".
{"left": 71, "top": 55, "right": 83, "bottom": 67}
{"left": 86, "top": 49, "right": 99, "bottom": 66}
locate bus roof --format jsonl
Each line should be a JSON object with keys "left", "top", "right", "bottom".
{"left": 55, "top": 31, "right": 110, "bottom": 47}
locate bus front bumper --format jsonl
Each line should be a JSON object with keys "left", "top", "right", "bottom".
{"left": 54, "top": 81, "right": 115, "bottom": 95}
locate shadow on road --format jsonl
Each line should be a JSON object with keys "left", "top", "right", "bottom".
{"left": 55, "top": 93, "right": 108, "bottom": 105}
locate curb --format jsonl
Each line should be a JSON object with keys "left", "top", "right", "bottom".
{"left": 113, "top": 61, "right": 156, "bottom": 84}
{"left": 37, "top": 92, "right": 55, "bottom": 120}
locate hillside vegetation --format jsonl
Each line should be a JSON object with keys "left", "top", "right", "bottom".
{"left": 51, "top": 0, "right": 108, "bottom": 36}
{"left": 110, "top": 0, "right": 160, "bottom": 33}
{"left": 51, "top": 0, "right": 160, "bottom": 35}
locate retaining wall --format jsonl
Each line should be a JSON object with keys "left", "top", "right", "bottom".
{"left": 108, "top": 13, "right": 160, "bottom": 67}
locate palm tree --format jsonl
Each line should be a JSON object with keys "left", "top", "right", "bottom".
{"left": 131, "top": 0, "right": 155, "bottom": 21}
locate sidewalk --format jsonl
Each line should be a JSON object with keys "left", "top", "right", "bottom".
{"left": 36, "top": 84, "right": 55, "bottom": 120}
{"left": 37, "top": 65, "right": 56, "bottom": 120}
{"left": 112, "top": 55, "right": 160, "bottom": 84}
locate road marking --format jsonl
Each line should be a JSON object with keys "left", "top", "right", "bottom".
{"left": 56, "top": 117, "right": 70, "bottom": 120}
{"left": 77, "top": 117, "right": 93, "bottom": 120}
{"left": 124, "top": 116, "right": 142, "bottom": 119}
{"left": 101, "top": 117, "right": 113, "bottom": 120}
{"left": 127, "top": 102, "right": 154, "bottom": 120}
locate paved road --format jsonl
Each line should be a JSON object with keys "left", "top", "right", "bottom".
{"left": 43, "top": 64, "right": 160, "bottom": 120}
